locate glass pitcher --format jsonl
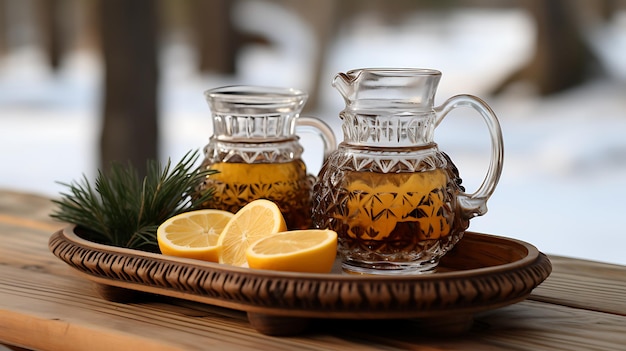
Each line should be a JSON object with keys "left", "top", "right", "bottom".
{"left": 197, "top": 85, "right": 336, "bottom": 229}
{"left": 312, "top": 68, "right": 504, "bottom": 274}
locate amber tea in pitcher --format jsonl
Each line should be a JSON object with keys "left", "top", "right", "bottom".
{"left": 197, "top": 86, "right": 335, "bottom": 229}
{"left": 313, "top": 68, "right": 504, "bottom": 274}
{"left": 320, "top": 169, "right": 455, "bottom": 260}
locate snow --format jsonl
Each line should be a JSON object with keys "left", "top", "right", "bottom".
{"left": 1, "top": 6, "right": 625, "bottom": 265}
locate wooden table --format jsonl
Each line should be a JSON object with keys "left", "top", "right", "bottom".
{"left": 1, "top": 189, "right": 625, "bottom": 350}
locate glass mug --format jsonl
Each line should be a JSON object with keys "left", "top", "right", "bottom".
{"left": 197, "top": 85, "right": 336, "bottom": 229}
{"left": 312, "top": 68, "right": 504, "bottom": 275}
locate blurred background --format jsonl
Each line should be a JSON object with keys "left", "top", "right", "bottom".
{"left": 1, "top": 0, "right": 625, "bottom": 264}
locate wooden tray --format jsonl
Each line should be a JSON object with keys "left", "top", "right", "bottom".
{"left": 49, "top": 226, "right": 551, "bottom": 335}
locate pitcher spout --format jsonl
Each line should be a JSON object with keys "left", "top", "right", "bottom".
{"left": 332, "top": 71, "right": 358, "bottom": 103}
{"left": 332, "top": 68, "right": 442, "bottom": 109}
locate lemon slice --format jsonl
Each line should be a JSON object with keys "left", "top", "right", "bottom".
{"left": 246, "top": 229, "right": 338, "bottom": 273}
{"left": 217, "top": 199, "right": 287, "bottom": 266}
{"left": 157, "top": 209, "right": 234, "bottom": 262}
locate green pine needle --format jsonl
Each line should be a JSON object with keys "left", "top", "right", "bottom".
{"left": 50, "top": 150, "right": 216, "bottom": 252}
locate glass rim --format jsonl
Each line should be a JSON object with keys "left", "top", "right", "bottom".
{"left": 345, "top": 68, "right": 442, "bottom": 77}
{"left": 204, "top": 85, "right": 308, "bottom": 102}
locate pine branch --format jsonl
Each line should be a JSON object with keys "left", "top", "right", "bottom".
{"left": 50, "top": 150, "right": 216, "bottom": 252}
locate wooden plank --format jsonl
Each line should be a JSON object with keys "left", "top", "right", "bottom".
{"left": 472, "top": 301, "right": 626, "bottom": 351}
{"left": 2, "top": 190, "right": 626, "bottom": 350}
{"left": 0, "top": 190, "right": 59, "bottom": 224}
{"left": 316, "top": 301, "right": 626, "bottom": 351}
{"left": 0, "top": 263, "right": 382, "bottom": 351}
{"left": 530, "top": 256, "right": 626, "bottom": 315}
{"left": 2, "top": 259, "right": 626, "bottom": 351}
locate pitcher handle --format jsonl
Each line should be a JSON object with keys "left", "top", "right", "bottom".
{"left": 434, "top": 94, "right": 504, "bottom": 218}
{"left": 296, "top": 117, "right": 337, "bottom": 160}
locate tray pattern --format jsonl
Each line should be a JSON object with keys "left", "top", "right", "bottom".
{"left": 49, "top": 226, "right": 551, "bottom": 335}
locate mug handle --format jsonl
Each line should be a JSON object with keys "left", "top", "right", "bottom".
{"left": 434, "top": 94, "right": 504, "bottom": 218}
{"left": 296, "top": 117, "right": 337, "bottom": 160}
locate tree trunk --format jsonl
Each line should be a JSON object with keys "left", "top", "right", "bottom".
{"left": 0, "top": 0, "right": 6, "bottom": 56}
{"left": 98, "top": 0, "right": 159, "bottom": 178}
{"left": 36, "top": 0, "right": 63, "bottom": 70}
{"left": 494, "top": 0, "right": 603, "bottom": 95}
{"left": 190, "top": 0, "right": 237, "bottom": 73}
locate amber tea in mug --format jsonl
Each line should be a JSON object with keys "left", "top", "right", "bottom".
{"left": 197, "top": 86, "right": 336, "bottom": 230}
{"left": 200, "top": 160, "right": 313, "bottom": 229}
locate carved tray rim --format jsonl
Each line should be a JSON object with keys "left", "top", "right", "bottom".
{"left": 49, "top": 225, "right": 552, "bottom": 334}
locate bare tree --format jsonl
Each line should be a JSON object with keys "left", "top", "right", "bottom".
{"left": 0, "top": 0, "right": 7, "bottom": 57}
{"left": 495, "top": 0, "right": 604, "bottom": 95}
{"left": 98, "top": 0, "right": 159, "bottom": 178}
{"left": 190, "top": 0, "right": 238, "bottom": 73}
{"left": 36, "top": 0, "right": 63, "bottom": 70}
